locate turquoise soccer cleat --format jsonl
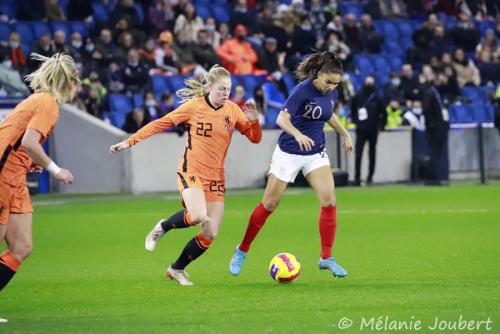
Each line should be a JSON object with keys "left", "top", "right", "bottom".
{"left": 319, "top": 257, "right": 348, "bottom": 278}
{"left": 229, "top": 245, "right": 247, "bottom": 276}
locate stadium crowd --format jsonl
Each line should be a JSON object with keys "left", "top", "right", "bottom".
{"left": 0, "top": 0, "right": 499, "bottom": 133}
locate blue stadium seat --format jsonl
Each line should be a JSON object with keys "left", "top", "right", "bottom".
{"left": 462, "top": 87, "right": 481, "bottom": 102}
{"left": 21, "top": 43, "right": 30, "bottom": 56}
{"left": 31, "top": 22, "right": 51, "bottom": 40}
{"left": 132, "top": 93, "right": 144, "bottom": 108}
{"left": 385, "top": 55, "right": 403, "bottom": 72}
{"left": 394, "top": 20, "right": 414, "bottom": 38}
{"left": 0, "top": 2, "right": 17, "bottom": 19}
{"left": 58, "top": 0, "right": 70, "bottom": 16}
{"left": 339, "top": 2, "right": 364, "bottom": 19}
{"left": 371, "top": 55, "right": 391, "bottom": 74}
{"left": 265, "top": 107, "right": 280, "bottom": 128}
{"left": 109, "top": 94, "right": 133, "bottom": 113}
{"left": 213, "top": 5, "right": 230, "bottom": 23}
{"left": 0, "top": 23, "right": 11, "bottom": 42}
{"left": 353, "top": 55, "right": 374, "bottom": 75}
{"left": 70, "top": 21, "right": 89, "bottom": 38}
{"left": 240, "top": 75, "right": 263, "bottom": 96}
{"left": 263, "top": 81, "right": 286, "bottom": 108}
{"left": 381, "top": 21, "right": 399, "bottom": 39}
{"left": 470, "top": 102, "right": 494, "bottom": 123}
{"left": 196, "top": 5, "right": 211, "bottom": 21}
{"left": 194, "top": 0, "right": 211, "bottom": 5}
{"left": 167, "top": 75, "right": 186, "bottom": 92}
{"left": 213, "top": 0, "right": 227, "bottom": 4}
{"left": 375, "top": 71, "right": 389, "bottom": 87}
{"left": 134, "top": 4, "right": 144, "bottom": 23}
{"left": 152, "top": 76, "right": 170, "bottom": 99}
{"left": 50, "top": 21, "right": 71, "bottom": 39}
{"left": 92, "top": 2, "right": 109, "bottom": 23}
{"left": 14, "top": 22, "right": 34, "bottom": 44}
{"left": 348, "top": 72, "right": 362, "bottom": 91}
{"left": 383, "top": 40, "right": 404, "bottom": 56}
{"left": 476, "top": 20, "right": 495, "bottom": 37}
{"left": 449, "top": 104, "right": 472, "bottom": 123}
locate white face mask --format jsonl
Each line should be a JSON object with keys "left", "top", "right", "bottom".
{"left": 391, "top": 78, "right": 401, "bottom": 86}
{"left": 72, "top": 41, "right": 82, "bottom": 49}
{"left": 85, "top": 44, "right": 95, "bottom": 52}
{"left": 145, "top": 100, "right": 156, "bottom": 107}
{"left": 205, "top": 24, "right": 215, "bottom": 31}
{"left": 301, "top": 24, "right": 312, "bottom": 31}
{"left": 10, "top": 41, "right": 20, "bottom": 49}
{"left": 413, "top": 108, "right": 422, "bottom": 115}
{"left": 2, "top": 60, "right": 12, "bottom": 68}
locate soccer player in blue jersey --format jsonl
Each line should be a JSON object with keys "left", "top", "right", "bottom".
{"left": 229, "top": 51, "right": 353, "bottom": 278}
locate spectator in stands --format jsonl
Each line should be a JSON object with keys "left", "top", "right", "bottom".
{"left": 322, "top": 30, "right": 351, "bottom": 69}
{"left": 343, "top": 13, "right": 361, "bottom": 53}
{"left": 174, "top": 30, "right": 201, "bottom": 75}
{"left": 309, "top": 0, "right": 327, "bottom": 33}
{"left": 95, "top": 29, "right": 118, "bottom": 65}
{"left": 138, "top": 38, "right": 157, "bottom": 69}
{"left": 257, "top": 37, "right": 280, "bottom": 75}
{"left": 351, "top": 75, "right": 386, "bottom": 185}
{"left": 402, "top": 100, "right": 425, "bottom": 131}
{"left": 326, "top": 15, "right": 345, "bottom": 40}
{"left": 0, "top": 54, "right": 30, "bottom": 96}
{"left": 144, "top": 91, "right": 159, "bottom": 119}
{"left": 401, "top": 64, "right": 422, "bottom": 105}
{"left": 231, "top": 0, "right": 257, "bottom": 32}
{"left": 256, "top": 4, "right": 289, "bottom": 53}
{"left": 53, "top": 30, "right": 69, "bottom": 54}
{"left": 28, "top": 34, "right": 55, "bottom": 71}
{"left": 452, "top": 48, "right": 481, "bottom": 87}
{"left": 290, "top": 16, "right": 318, "bottom": 55}
{"left": 122, "top": 48, "right": 151, "bottom": 94}
{"left": 148, "top": 0, "right": 175, "bottom": 34}
{"left": 111, "top": 0, "right": 142, "bottom": 30}
{"left": 192, "top": 29, "right": 220, "bottom": 71}
{"left": 204, "top": 18, "right": 222, "bottom": 49}
{"left": 216, "top": 24, "right": 259, "bottom": 75}
{"left": 422, "top": 74, "right": 449, "bottom": 185}
{"left": 19, "top": 0, "right": 47, "bottom": 21}
{"left": 45, "top": 0, "right": 66, "bottom": 21}
{"left": 218, "top": 22, "right": 232, "bottom": 46}
{"left": 155, "top": 31, "right": 179, "bottom": 75}
{"left": 289, "top": 0, "right": 306, "bottom": 24}
{"left": 68, "top": 32, "right": 85, "bottom": 71}
{"left": 83, "top": 39, "right": 106, "bottom": 74}
{"left": 451, "top": 14, "right": 481, "bottom": 53}
{"left": 436, "top": 72, "right": 460, "bottom": 104}
{"left": 383, "top": 71, "right": 405, "bottom": 105}
{"left": 122, "top": 107, "right": 151, "bottom": 133}
{"left": 67, "top": 0, "right": 93, "bottom": 22}
{"left": 158, "top": 92, "right": 175, "bottom": 118}
{"left": 359, "top": 14, "right": 384, "bottom": 53}
{"left": 104, "top": 61, "right": 125, "bottom": 93}
{"left": 378, "top": 0, "right": 408, "bottom": 18}
{"left": 429, "top": 25, "right": 453, "bottom": 58}
{"left": 476, "top": 29, "right": 500, "bottom": 63}
{"left": 476, "top": 49, "right": 500, "bottom": 86}
{"left": 79, "top": 70, "right": 106, "bottom": 119}
{"left": 231, "top": 84, "right": 246, "bottom": 109}
{"left": 385, "top": 99, "right": 403, "bottom": 129}
{"left": 174, "top": 2, "right": 204, "bottom": 43}
{"left": 274, "top": 4, "right": 298, "bottom": 37}
{"left": 116, "top": 32, "right": 136, "bottom": 66}
{"left": 1, "top": 33, "right": 27, "bottom": 75}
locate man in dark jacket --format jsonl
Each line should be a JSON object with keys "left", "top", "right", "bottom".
{"left": 351, "top": 75, "right": 386, "bottom": 185}
{"left": 422, "top": 75, "right": 449, "bottom": 185}
{"left": 192, "top": 30, "right": 220, "bottom": 71}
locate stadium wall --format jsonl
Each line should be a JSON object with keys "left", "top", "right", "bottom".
{"left": 51, "top": 106, "right": 500, "bottom": 193}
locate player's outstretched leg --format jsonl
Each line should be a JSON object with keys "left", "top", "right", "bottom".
{"left": 167, "top": 232, "right": 212, "bottom": 285}
{"left": 319, "top": 257, "right": 348, "bottom": 277}
{"left": 145, "top": 209, "right": 195, "bottom": 252}
{"left": 229, "top": 245, "right": 247, "bottom": 276}
{"left": 0, "top": 250, "right": 20, "bottom": 291}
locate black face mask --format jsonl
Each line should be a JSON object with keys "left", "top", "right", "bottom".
{"left": 237, "top": 34, "right": 245, "bottom": 41}
{"left": 364, "top": 85, "right": 375, "bottom": 93}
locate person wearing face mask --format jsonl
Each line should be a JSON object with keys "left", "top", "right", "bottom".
{"left": 216, "top": 24, "right": 258, "bottom": 75}
{"left": 403, "top": 100, "right": 425, "bottom": 131}
{"left": 383, "top": 72, "right": 405, "bottom": 105}
{"left": 0, "top": 55, "right": 30, "bottom": 96}
{"left": 351, "top": 75, "right": 386, "bottom": 186}
{"left": 110, "top": 65, "right": 261, "bottom": 286}
{"left": 28, "top": 34, "right": 56, "bottom": 72}
{"left": 143, "top": 91, "right": 159, "bottom": 119}
{"left": 122, "top": 48, "right": 150, "bottom": 94}
{"left": 385, "top": 99, "right": 403, "bottom": 129}
{"left": 2, "top": 33, "right": 27, "bottom": 75}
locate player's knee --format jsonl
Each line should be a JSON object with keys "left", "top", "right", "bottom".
{"left": 190, "top": 212, "right": 208, "bottom": 225}
{"left": 12, "top": 243, "right": 32, "bottom": 261}
{"left": 262, "top": 200, "right": 280, "bottom": 212}
{"left": 203, "top": 230, "right": 218, "bottom": 241}
{"left": 319, "top": 195, "right": 336, "bottom": 207}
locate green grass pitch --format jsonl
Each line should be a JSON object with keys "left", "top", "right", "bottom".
{"left": 1, "top": 183, "right": 499, "bottom": 333}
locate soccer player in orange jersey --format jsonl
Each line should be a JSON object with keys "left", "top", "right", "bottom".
{"left": 0, "top": 54, "right": 79, "bottom": 299}
{"left": 110, "top": 65, "right": 261, "bottom": 285}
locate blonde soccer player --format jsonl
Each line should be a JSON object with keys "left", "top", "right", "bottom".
{"left": 110, "top": 65, "right": 261, "bottom": 285}
{"left": 0, "top": 53, "right": 79, "bottom": 300}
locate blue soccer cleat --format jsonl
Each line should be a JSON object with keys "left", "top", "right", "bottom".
{"left": 229, "top": 245, "right": 247, "bottom": 276}
{"left": 319, "top": 257, "right": 348, "bottom": 278}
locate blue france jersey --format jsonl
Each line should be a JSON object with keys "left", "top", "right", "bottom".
{"left": 278, "top": 78, "right": 337, "bottom": 155}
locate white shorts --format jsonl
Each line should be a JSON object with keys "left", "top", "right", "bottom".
{"left": 268, "top": 145, "right": 331, "bottom": 183}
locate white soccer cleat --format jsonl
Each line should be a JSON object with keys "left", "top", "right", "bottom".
{"left": 145, "top": 220, "right": 166, "bottom": 252}
{"left": 0, "top": 318, "right": 7, "bottom": 323}
{"left": 166, "top": 266, "right": 193, "bottom": 286}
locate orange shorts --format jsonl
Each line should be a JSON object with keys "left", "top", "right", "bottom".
{"left": 0, "top": 179, "right": 33, "bottom": 225}
{"left": 176, "top": 172, "right": 225, "bottom": 203}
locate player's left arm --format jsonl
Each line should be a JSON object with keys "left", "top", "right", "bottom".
{"left": 327, "top": 113, "right": 353, "bottom": 153}
{"left": 235, "top": 99, "right": 262, "bottom": 144}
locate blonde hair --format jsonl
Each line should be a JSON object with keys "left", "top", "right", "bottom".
{"left": 24, "top": 53, "right": 80, "bottom": 105}
{"left": 176, "top": 65, "right": 231, "bottom": 102}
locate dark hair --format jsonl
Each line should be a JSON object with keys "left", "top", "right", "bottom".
{"left": 295, "top": 51, "right": 343, "bottom": 82}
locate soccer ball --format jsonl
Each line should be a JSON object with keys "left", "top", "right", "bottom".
{"left": 268, "top": 252, "right": 301, "bottom": 283}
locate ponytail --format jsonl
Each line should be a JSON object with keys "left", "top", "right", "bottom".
{"left": 176, "top": 65, "right": 231, "bottom": 102}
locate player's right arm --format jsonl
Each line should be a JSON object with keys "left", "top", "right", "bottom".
{"left": 276, "top": 109, "right": 315, "bottom": 151}
{"left": 22, "top": 129, "right": 74, "bottom": 184}
{"left": 110, "top": 101, "right": 192, "bottom": 153}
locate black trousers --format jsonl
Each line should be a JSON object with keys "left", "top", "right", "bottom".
{"left": 355, "top": 130, "right": 378, "bottom": 182}
{"left": 426, "top": 130, "right": 448, "bottom": 181}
